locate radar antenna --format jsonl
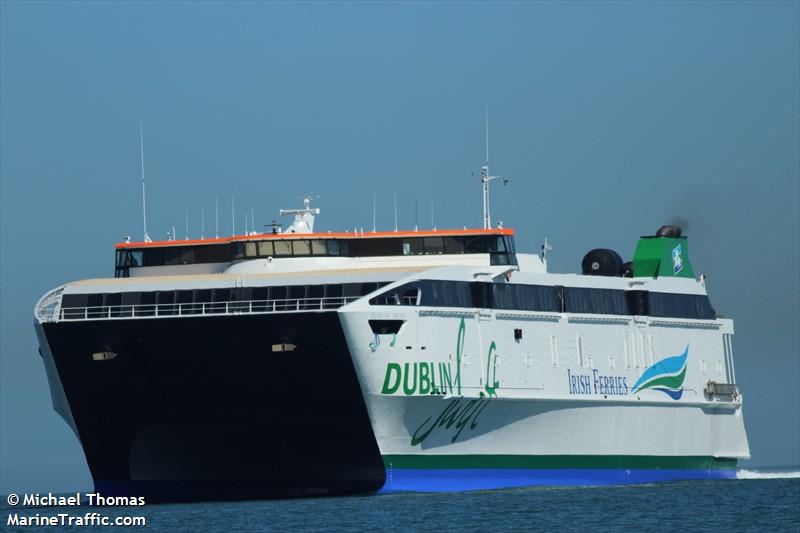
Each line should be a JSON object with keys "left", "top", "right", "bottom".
{"left": 279, "top": 196, "right": 320, "bottom": 234}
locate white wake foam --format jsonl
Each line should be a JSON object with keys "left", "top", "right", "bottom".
{"left": 737, "top": 469, "right": 800, "bottom": 479}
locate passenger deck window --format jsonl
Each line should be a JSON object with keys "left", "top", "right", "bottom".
{"left": 258, "top": 241, "right": 274, "bottom": 257}
{"left": 403, "top": 239, "right": 423, "bottom": 255}
{"left": 444, "top": 237, "right": 465, "bottom": 254}
{"left": 293, "top": 240, "right": 311, "bottom": 256}
{"left": 274, "top": 241, "right": 292, "bottom": 256}
{"left": 311, "top": 240, "right": 327, "bottom": 255}
{"left": 327, "top": 240, "right": 340, "bottom": 256}
{"left": 423, "top": 237, "right": 445, "bottom": 254}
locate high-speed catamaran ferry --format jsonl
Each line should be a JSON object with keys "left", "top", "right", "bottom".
{"left": 34, "top": 177, "right": 749, "bottom": 501}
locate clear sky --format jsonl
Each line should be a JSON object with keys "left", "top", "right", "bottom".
{"left": 1, "top": 1, "right": 798, "bottom": 493}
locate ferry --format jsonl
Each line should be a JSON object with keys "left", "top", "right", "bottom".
{"left": 34, "top": 170, "right": 749, "bottom": 501}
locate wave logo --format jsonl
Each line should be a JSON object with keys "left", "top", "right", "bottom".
{"left": 630, "top": 346, "right": 688, "bottom": 400}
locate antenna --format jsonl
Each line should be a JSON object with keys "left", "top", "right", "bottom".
{"left": 231, "top": 196, "right": 235, "bottom": 236}
{"left": 372, "top": 192, "right": 377, "bottom": 233}
{"left": 244, "top": 211, "right": 248, "bottom": 236}
{"left": 184, "top": 207, "right": 189, "bottom": 240}
{"left": 485, "top": 107, "right": 489, "bottom": 164}
{"left": 215, "top": 196, "right": 219, "bottom": 238}
{"left": 139, "top": 125, "right": 151, "bottom": 242}
{"left": 393, "top": 193, "right": 398, "bottom": 232}
{"left": 251, "top": 208, "right": 255, "bottom": 234}
{"left": 431, "top": 197, "right": 435, "bottom": 229}
{"left": 414, "top": 200, "right": 419, "bottom": 231}
{"left": 480, "top": 107, "right": 506, "bottom": 229}
{"left": 201, "top": 205, "right": 205, "bottom": 239}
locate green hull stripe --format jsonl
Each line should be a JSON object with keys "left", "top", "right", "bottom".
{"left": 382, "top": 455, "right": 737, "bottom": 470}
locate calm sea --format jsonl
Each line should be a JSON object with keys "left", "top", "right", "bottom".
{"left": 3, "top": 471, "right": 798, "bottom": 532}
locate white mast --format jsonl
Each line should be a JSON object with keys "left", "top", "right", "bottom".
{"left": 372, "top": 192, "right": 377, "bottom": 233}
{"left": 481, "top": 108, "right": 506, "bottom": 229}
{"left": 215, "top": 196, "right": 219, "bottom": 238}
{"left": 201, "top": 205, "right": 205, "bottom": 239}
{"left": 231, "top": 196, "right": 235, "bottom": 236}
{"left": 184, "top": 207, "right": 189, "bottom": 240}
{"left": 139, "top": 125, "right": 151, "bottom": 242}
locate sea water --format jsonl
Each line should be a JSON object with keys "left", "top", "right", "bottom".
{"left": 3, "top": 471, "right": 798, "bottom": 532}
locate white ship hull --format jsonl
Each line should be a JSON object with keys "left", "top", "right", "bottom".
{"left": 339, "top": 265, "right": 749, "bottom": 491}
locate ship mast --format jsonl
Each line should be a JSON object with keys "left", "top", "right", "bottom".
{"left": 139, "top": 125, "right": 151, "bottom": 242}
{"left": 481, "top": 108, "right": 505, "bottom": 229}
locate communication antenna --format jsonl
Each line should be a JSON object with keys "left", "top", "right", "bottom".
{"left": 184, "top": 207, "right": 189, "bottom": 240}
{"left": 201, "top": 205, "right": 205, "bottom": 239}
{"left": 540, "top": 237, "right": 553, "bottom": 271}
{"left": 251, "top": 208, "right": 255, "bottom": 234}
{"left": 431, "top": 197, "right": 435, "bottom": 229}
{"left": 393, "top": 193, "right": 398, "bottom": 232}
{"left": 215, "top": 196, "right": 219, "bottom": 238}
{"left": 414, "top": 200, "right": 419, "bottom": 231}
{"left": 244, "top": 211, "right": 248, "bottom": 236}
{"left": 231, "top": 196, "right": 235, "bottom": 236}
{"left": 480, "top": 108, "right": 507, "bottom": 229}
{"left": 139, "top": 125, "right": 151, "bottom": 242}
{"left": 372, "top": 192, "right": 377, "bottom": 233}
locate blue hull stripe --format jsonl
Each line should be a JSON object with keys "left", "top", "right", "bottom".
{"left": 380, "top": 468, "right": 736, "bottom": 493}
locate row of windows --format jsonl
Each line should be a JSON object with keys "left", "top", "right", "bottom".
{"left": 237, "top": 235, "right": 513, "bottom": 259}
{"left": 114, "top": 235, "right": 517, "bottom": 277}
{"left": 370, "top": 281, "right": 717, "bottom": 320}
{"left": 61, "top": 282, "right": 389, "bottom": 318}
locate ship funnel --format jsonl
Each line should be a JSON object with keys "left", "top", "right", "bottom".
{"left": 632, "top": 225, "right": 694, "bottom": 279}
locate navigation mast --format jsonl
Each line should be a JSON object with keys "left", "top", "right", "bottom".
{"left": 481, "top": 108, "right": 506, "bottom": 229}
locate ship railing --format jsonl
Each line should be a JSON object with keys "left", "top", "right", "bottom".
{"left": 34, "top": 286, "right": 65, "bottom": 323}
{"left": 54, "top": 296, "right": 361, "bottom": 322}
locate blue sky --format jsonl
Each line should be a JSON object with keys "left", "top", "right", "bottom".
{"left": 1, "top": 1, "right": 798, "bottom": 492}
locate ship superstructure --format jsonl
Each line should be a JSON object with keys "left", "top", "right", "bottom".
{"left": 34, "top": 191, "right": 749, "bottom": 500}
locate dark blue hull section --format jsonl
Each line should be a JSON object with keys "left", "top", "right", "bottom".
{"left": 380, "top": 467, "right": 737, "bottom": 493}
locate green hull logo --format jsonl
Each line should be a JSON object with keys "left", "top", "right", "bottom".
{"left": 411, "top": 397, "right": 491, "bottom": 446}
{"left": 379, "top": 318, "right": 500, "bottom": 397}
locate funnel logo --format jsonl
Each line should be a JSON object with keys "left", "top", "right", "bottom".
{"left": 672, "top": 244, "right": 684, "bottom": 274}
{"left": 630, "top": 346, "right": 688, "bottom": 400}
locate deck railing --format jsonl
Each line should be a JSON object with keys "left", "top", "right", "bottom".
{"left": 48, "top": 296, "right": 360, "bottom": 322}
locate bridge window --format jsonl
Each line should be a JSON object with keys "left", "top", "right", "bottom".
{"left": 311, "top": 240, "right": 327, "bottom": 255}
{"left": 274, "top": 241, "right": 292, "bottom": 256}
{"left": 258, "top": 241, "right": 274, "bottom": 256}
{"left": 293, "top": 240, "right": 311, "bottom": 256}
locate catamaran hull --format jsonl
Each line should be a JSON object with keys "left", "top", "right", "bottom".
{"left": 35, "top": 312, "right": 386, "bottom": 502}
{"left": 35, "top": 306, "right": 747, "bottom": 501}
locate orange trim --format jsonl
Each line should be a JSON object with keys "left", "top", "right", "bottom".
{"left": 115, "top": 227, "right": 515, "bottom": 249}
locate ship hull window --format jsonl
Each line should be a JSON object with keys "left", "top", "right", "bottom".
{"left": 564, "top": 287, "right": 629, "bottom": 315}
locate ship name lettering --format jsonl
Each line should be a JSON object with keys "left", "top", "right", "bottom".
{"left": 381, "top": 362, "right": 453, "bottom": 396}
{"left": 568, "top": 369, "right": 628, "bottom": 396}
